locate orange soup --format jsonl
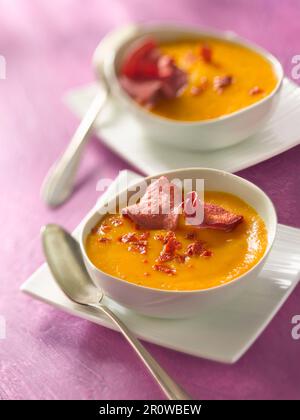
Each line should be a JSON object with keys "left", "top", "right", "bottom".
{"left": 150, "top": 38, "right": 277, "bottom": 121}
{"left": 151, "top": 39, "right": 277, "bottom": 121}
{"left": 85, "top": 192, "right": 268, "bottom": 291}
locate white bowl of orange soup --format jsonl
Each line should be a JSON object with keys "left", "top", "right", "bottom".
{"left": 94, "top": 24, "right": 283, "bottom": 151}
{"left": 80, "top": 168, "right": 277, "bottom": 318}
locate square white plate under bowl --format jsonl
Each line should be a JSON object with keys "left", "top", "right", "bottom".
{"left": 64, "top": 78, "right": 300, "bottom": 175}
{"left": 22, "top": 171, "right": 300, "bottom": 363}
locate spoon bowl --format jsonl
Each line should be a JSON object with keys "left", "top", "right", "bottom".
{"left": 42, "top": 224, "right": 103, "bottom": 306}
{"left": 41, "top": 223, "right": 191, "bottom": 400}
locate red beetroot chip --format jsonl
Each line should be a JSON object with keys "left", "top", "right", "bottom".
{"left": 122, "top": 177, "right": 181, "bottom": 231}
{"left": 202, "top": 203, "right": 243, "bottom": 231}
{"left": 119, "top": 77, "right": 163, "bottom": 106}
{"left": 120, "top": 38, "right": 187, "bottom": 106}
{"left": 121, "top": 39, "right": 159, "bottom": 79}
{"left": 184, "top": 191, "right": 243, "bottom": 232}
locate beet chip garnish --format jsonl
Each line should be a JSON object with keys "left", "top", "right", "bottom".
{"left": 122, "top": 176, "right": 181, "bottom": 231}
{"left": 119, "top": 38, "right": 187, "bottom": 107}
{"left": 184, "top": 191, "right": 243, "bottom": 232}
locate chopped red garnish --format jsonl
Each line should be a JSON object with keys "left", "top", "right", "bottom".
{"left": 190, "top": 76, "right": 208, "bottom": 96}
{"left": 185, "top": 241, "right": 212, "bottom": 257}
{"left": 213, "top": 75, "right": 233, "bottom": 93}
{"left": 157, "top": 232, "right": 183, "bottom": 263}
{"left": 154, "top": 233, "right": 165, "bottom": 242}
{"left": 122, "top": 177, "right": 181, "bottom": 231}
{"left": 154, "top": 231, "right": 180, "bottom": 244}
{"left": 128, "top": 242, "right": 147, "bottom": 254}
{"left": 118, "top": 232, "right": 149, "bottom": 254}
{"left": 110, "top": 216, "right": 124, "bottom": 227}
{"left": 139, "top": 232, "right": 150, "bottom": 240}
{"left": 152, "top": 263, "right": 176, "bottom": 276}
{"left": 99, "top": 224, "right": 112, "bottom": 235}
{"left": 200, "top": 45, "right": 212, "bottom": 63}
{"left": 191, "top": 86, "right": 204, "bottom": 96}
{"left": 98, "top": 237, "right": 111, "bottom": 243}
{"left": 157, "top": 251, "right": 173, "bottom": 263}
{"left": 118, "top": 233, "right": 139, "bottom": 243}
{"left": 201, "top": 249, "right": 213, "bottom": 257}
{"left": 174, "top": 254, "right": 186, "bottom": 263}
{"left": 249, "top": 86, "right": 264, "bottom": 95}
{"left": 92, "top": 224, "right": 112, "bottom": 235}
{"left": 185, "top": 231, "right": 197, "bottom": 240}
{"left": 164, "top": 238, "right": 181, "bottom": 254}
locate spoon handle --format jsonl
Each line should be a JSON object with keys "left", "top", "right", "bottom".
{"left": 41, "top": 88, "right": 108, "bottom": 207}
{"left": 96, "top": 304, "right": 192, "bottom": 400}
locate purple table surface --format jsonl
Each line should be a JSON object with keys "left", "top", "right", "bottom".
{"left": 1, "top": 0, "right": 300, "bottom": 400}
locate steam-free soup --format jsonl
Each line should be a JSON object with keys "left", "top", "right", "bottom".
{"left": 85, "top": 192, "right": 268, "bottom": 291}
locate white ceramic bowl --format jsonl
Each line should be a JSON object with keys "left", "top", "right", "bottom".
{"left": 80, "top": 168, "right": 277, "bottom": 319}
{"left": 94, "top": 24, "right": 283, "bottom": 151}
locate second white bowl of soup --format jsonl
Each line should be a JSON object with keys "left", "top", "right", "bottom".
{"left": 97, "top": 24, "right": 283, "bottom": 151}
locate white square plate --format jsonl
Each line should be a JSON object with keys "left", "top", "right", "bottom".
{"left": 64, "top": 78, "right": 300, "bottom": 174}
{"left": 21, "top": 171, "right": 300, "bottom": 363}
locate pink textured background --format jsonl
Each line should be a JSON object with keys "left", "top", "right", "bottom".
{"left": 1, "top": 0, "right": 300, "bottom": 400}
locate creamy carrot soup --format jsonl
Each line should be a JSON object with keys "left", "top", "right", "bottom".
{"left": 85, "top": 192, "right": 268, "bottom": 291}
{"left": 152, "top": 39, "right": 277, "bottom": 121}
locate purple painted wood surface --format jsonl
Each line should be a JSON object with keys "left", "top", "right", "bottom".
{"left": 0, "top": 0, "right": 300, "bottom": 400}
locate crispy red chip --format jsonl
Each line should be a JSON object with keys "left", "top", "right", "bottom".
{"left": 119, "top": 76, "right": 162, "bottom": 106}
{"left": 184, "top": 191, "right": 243, "bottom": 232}
{"left": 120, "top": 38, "right": 187, "bottom": 106}
{"left": 202, "top": 203, "right": 243, "bottom": 231}
{"left": 122, "top": 177, "right": 181, "bottom": 231}
{"left": 121, "top": 39, "right": 159, "bottom": 79}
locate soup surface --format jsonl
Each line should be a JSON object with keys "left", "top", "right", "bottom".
{"left": 151, "top": 39, "right": 277, "bottom": 121}
{"left": 85, "top": 191, "right": 268, "bottom": 291}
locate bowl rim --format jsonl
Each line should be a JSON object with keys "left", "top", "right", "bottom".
{"left": 103, "top": 23, "right": 284, "bottom": 127}
{"left": 80, "top": 167, "right": 278, "bottom": 295}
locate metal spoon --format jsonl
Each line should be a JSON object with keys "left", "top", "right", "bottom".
{"left": 41, "top": 25, "right": 138, "bottom": 208}
{"left": 42, "top": 224, "right": 192, "bottom": 400}
{"left": 40, "top": 85, "right": 108, "bottom": 208}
